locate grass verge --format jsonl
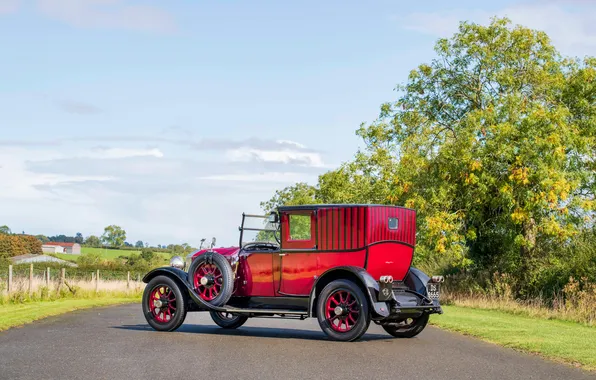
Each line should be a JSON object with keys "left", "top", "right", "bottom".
{"left": 430, "top": 305, "right": 596, "bottom": 371}
{"left": 0, "top": 296, "right": 140, "bottom": 332}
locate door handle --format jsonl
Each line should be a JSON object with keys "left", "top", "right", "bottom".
{"left": 279, "top": 253, "right": 287, "bottom": 256}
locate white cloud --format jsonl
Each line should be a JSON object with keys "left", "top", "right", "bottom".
{"left": 0, "top": 148, "right": 114, "bottom": 201}
{"left": 37, "top": 0, "right": 177, "bottom": 33}
{"left": 227, "top": 148, "right": 325, "bottom": 167}
{"left": 83, "top": 147, "right": 164, "bottom": 160}
{"left": 197, "top": 172, "right": 309, "bottom": 183}
{"left": 276, "top": 139, "right": 307, "bottom": 149}
{"left": 57, "top": 100, "right": 103, "bottom": 115}
{"left": 0, "top": 0, "right": 20, "bottom": 14}
{"left": 401, "top": 3, "right": 596, "bottom": 56}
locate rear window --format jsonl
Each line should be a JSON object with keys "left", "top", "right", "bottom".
{"left": 388, "top": 217, "right": 399, "bottom": 230}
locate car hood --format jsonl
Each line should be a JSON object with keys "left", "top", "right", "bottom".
{"left": 191, "top": 246, "right": 240, "bottom": 259}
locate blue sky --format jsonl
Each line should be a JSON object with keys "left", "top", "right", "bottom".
{"left": 1, "top": 0, "right": 594, "bottom": 247}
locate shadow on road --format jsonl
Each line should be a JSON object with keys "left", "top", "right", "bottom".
{"left": 111, "top": 323, "right": 393, "bottom": 342}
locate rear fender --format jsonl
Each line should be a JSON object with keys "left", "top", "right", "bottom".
{"left": 308, "top": 266, "right": 390, "bottom": 319}
{"left": 404, "top": 267, "right": 441, "bottom": 307}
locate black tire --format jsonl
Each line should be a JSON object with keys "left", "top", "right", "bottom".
{"left": 142, "top": 275, "right": 187, "bottom": 332}
{"left": 210, "top": 311, "right": 249, "bottom": 329}
{"left": 316, "top": 279, "right": 371, "bottom": 342}
{"left": 381, "top": 313, "right": 429, "bottom": 338}
{"left": 187, "top": 252, "right": 234, "bottom": 306}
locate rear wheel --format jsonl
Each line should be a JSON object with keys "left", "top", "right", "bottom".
{"left": 142, "top": 275, "right": 187, "bottom": 332}
{"left": 210, "top": 311, "right": 248, "bottom": 329}
{"left": 316, "top": 279, "right": 370, "bottom": 341}
{"left": 381, "top": 313, "right": 429, "bottom": 338}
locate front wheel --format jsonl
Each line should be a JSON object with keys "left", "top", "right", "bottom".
{"left": 142, "top": 275, "right": 187, "bottom": 332}
{"left": 316, "top": 279, "right": 371, "bottom": 341}
{"left": 381, "top": 313, "right": 429, "bottom": 338}
{"left": 210, "top": 311, "right": 248, "bottom": 329}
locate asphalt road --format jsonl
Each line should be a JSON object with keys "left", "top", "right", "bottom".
{"left": 0, "top": 304, "right": 593, "bottom": 380}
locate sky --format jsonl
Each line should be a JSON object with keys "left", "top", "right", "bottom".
{"left": 1, "top": 0, "right": 595, "bottom": 247}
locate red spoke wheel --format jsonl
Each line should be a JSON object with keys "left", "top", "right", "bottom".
{"left": 316, "top": 279, "right": 370, "bottom": 341}
{"left": 381, "top": 313, "right": 429, "bottom": 338}
{"left": 142, "top": 275, "right": 187, "bottom": 332}
{"left": 209, "top": 311, "right": 249, "bottom": 329}
{"left": 193, "top": 263, "right": 223, "bottom": 301}
{"left": 187, "top": 252, "right": 234, "bottom": 307}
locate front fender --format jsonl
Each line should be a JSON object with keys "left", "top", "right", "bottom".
{"left": 309, "top": 266, "right": 390, "bottom": 318}
{"left": 142, "top": 267, "right": 189, "bottom": 284}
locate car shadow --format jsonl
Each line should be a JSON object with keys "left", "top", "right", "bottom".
{"left": 111, "top": 324, "right": 393, "bottom": 342}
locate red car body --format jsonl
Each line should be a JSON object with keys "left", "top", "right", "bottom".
{"left": 142, "top": 204, "right": 443, "bottom": 341}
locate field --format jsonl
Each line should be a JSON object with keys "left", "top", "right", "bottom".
{"left": 53, "top": 246, "right": 174, "bottom": 262}
{"left": 53, "top": 247, "right": 142, "bottom": 261}
{"left": 431, "top": 306, "right": 596, "bottom": 371}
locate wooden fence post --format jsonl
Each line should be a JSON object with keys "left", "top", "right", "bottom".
{"left": 127, "top": 271, "right": 130, "bottom": 289}
{"left": 96, "top": 269, "right": 99, "bottom": 293}
{"left": 59, "top": 268, "right": 65, "bottom": 292}
{"left": 29, "top": 263, "right": 33, "bottom": 296}
{"left": 7, "top": 265, "right": 12, "bottom": 294}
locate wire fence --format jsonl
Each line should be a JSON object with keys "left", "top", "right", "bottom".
{"left": 0, "top": 264, "right": 146, "bottom": 296}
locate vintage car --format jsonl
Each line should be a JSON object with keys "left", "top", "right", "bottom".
{"left": 141, "top": 204, "right": 443, "bottom": 341}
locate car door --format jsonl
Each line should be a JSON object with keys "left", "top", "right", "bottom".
{"left": 275, "top": 210, "right": 318, "bottom": 296}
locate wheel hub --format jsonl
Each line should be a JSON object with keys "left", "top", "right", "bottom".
{"left": 334, "top": 305, "right": 347, "bottom": 316}
{"left": 200, "top": 276, "right": 215, "bottom": 287}
{"left": 154, "top": 299, "right": 163, "bottom": 308}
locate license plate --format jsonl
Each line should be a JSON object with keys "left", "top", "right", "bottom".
{"left": 426, "top": 283, "right": 440, "bottom": 300}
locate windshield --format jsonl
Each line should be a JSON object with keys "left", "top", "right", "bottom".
{"left": 239, "top": 213, "right": 280, "bottom": 246}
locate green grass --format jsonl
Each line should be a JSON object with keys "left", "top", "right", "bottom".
{"left": 54, "top": 247, "right": 172, "bottom": 262}
{"left": 0, "top": 296, "right": 141, "bottom": 332}
{"left": 430, "top": 305, "right": 596, "bottom": 371}
{"left": 54, "top": 247, "right": 142, "bottom": 262}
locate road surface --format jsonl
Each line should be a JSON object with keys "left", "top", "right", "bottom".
{"left": 0, "top": 304, "right": 593, "bottom": 380}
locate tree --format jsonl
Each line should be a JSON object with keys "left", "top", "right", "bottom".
{"left": 85, "top": 235, "right": 102, "bottom": 248}
{"left": 135, "top": 240, "right": 144, "bottom": 248}
{"left": 101, "top": 225, "right": 126, "bottom": 247}
{"left": 74, "top": 232, "right": 84, "bottom": 244}
{"left": 351, "top": 17, "right": 594, "bottom": 277}
{"left": 35, "top": 235, "right": 49, "bottom": 243}
{"left": 0, "top": 225, "right": 11, "bottom": 235}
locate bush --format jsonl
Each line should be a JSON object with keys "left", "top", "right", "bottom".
{"left": 0, "top": 234, "right": 42, "bottom": 256}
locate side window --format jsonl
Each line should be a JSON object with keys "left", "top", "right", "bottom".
{"left": 289, "top": 214, "right": 311, "bottom": 240}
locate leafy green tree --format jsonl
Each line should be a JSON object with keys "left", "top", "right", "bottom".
{"left": 352, "top": 17, "right": 594, "bottom": 277}
{"left": 135, "top": 240, "right": 144, "bottom": 248}
{"left": 0, "top": 225, "right": 11, "bottom": 235}
{"left": 74, "top": 232, "right": 84, "bottom": 244}
{"left": 101, "top": 225, "right": 126, "bottom": 247}
{"left": 35, "top": 235, "right": 49, "bottom": 243}
{"left": 85, "top": 235, "right": 102, "bottom": 248}
{"left": 140, "top": 249, "right": 155, "bottom": 262}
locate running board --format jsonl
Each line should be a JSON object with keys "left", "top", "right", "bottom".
{"left": 182, "top": 279, "right": 308, "bottom": 316}
{"left": 220, "top": 307, "right": 307, "bottom": 316}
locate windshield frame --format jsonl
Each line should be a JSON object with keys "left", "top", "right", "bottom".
{"left": 238, "top": 212, "right": 280, "bottom": 247}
